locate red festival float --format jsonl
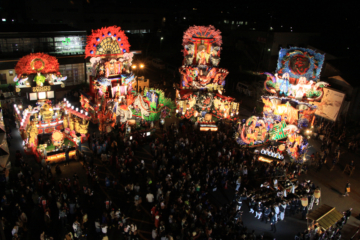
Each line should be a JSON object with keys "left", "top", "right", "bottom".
{"left": 176, "top": 26, "right": 240, "bottom": 131}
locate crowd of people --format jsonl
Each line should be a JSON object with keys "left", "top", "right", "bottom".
{"left": 0, "top": 94, "right": 359, "bottom": 240}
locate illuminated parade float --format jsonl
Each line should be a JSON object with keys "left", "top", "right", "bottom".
{"left": 13, "top": 53, "right": 90, "bottom": 163}
{"left": 236, "top": 47, "right": 329, "bottom": 162}
{"left": 81, "top": 26, "right": 174, "bottom": 135}
{"left": 176, "top": 25, "right": 240, "bottom": 131}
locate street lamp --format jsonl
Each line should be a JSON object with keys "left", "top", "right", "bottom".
{"left": 131, "top": 63, "right": 145, "bottom": 92}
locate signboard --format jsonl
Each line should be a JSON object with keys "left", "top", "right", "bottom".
{"left": 33, "top": 86, "right": 51, "bottom": 92}
{"left": 313, "top": 88, "right": 345, "bottom": 121}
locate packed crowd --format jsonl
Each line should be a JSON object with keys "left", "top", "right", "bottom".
{"left": 0, "top": 96, "right": 358, "bottom": 240}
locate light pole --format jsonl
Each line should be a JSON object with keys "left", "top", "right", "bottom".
{"left": 160, "top": 37, "right": 163, "bottom": 50}
{"left": 132, "top": 63, "right": 144, "bottom": 92}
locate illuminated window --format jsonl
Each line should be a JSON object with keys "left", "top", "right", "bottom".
{"left": 1, "top": 19, "right": 6, "bottom": 22}
{"left": 245, "top": 21, "right": 248, "bottom": 25}
{"left": 232, "top": 21, "right": 234, "bottom": 24}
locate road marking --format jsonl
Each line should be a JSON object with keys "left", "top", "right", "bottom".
{"left": 129, "top": 218, "right": 153, "bottom": 225}
{"left": 141, "top": 148, "right": 153, "bottom": 156}
{"left": 139, "top": 204, "right": 152, "bottom": 217}
{"left": 138, "top": 230, "right": 152, "bottom": 234}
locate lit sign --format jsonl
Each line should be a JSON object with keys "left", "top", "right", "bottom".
{"left": 29, "top": 93, "right": 38, "bottom": 101}
{"left": 53, "top": 36, "right": 86, "bottom": 55}
{"left": 260, "top": 149, "right": 284, "bottom": 160}
{"left": 47, "top": 91, "right": 55, "bottom": 99}
{"left": 38, "top": 92, "right": 46, "bottom": 99}
{"left": 33, "top": 86, "right": 51, "bottom": 92}
{"left": 62, "top": 38, "right": 71, "bottom": 45}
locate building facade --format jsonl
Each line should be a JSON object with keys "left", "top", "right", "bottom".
{"left": 0, "top": 25, "right": 89, "bottom": 87}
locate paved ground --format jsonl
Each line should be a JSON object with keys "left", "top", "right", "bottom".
{"left": 4, "top": 66, "right": 360, "bottom": 239}
{"left": 8, "top": 125, "right": 359, "bottom": 240}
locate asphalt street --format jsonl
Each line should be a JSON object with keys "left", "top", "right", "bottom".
{"left": 4, "top": 66, "right": 360, "bottom": 239}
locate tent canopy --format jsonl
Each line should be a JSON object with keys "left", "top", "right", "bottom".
{"left": 307, "top": 204, "right": 343, "bottom": 230}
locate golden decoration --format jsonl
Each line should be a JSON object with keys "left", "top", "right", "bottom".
{"left": 30, "top": 58, "right": 45, "bottom": 71}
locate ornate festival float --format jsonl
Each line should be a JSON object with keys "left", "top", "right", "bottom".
{"left": 236, "top": 47, "right": 328, "bottom": 162}
{"left": 176, "top": 26, "right": 240, "bottom": 131}
{"left": 13, "top": 53, "right": 90, "bottom": 163}
{"left": 80, "top": 26, "right": 174, "bottom": 136}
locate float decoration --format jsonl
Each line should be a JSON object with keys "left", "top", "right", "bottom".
{"left": 236, "top": 48, "right": 324, "bottom": 160}
{"left": 14, "top": 53, "right": 67, "bottom": 89}
{"left": 276, "top": 47, "right": 324, "bottom": 81}
{"left": 263, "top": 48, "right": 328, "bottom": 102}
{"left": 85, "top": 26, "right": 130, "bottom": 59}
{"left": 83, "top": 26, "right": 174, "bottom": 134}
{"left": 237, "top": 116, "right": 269, "bottom": 146}
{"left": 177, "top": 90, "right": 239, "bottom": 122}
{"left": 176, "top": 25, "right": 239, "bottom": 125}
{"left": 14, "top": 99, "right": 89, "bottom": 163}
{"left": 15, "top": 53, "right": 60, "bottom": 76}
{"left": 51, "top": 130, "right": 65, "bottom": 146}
{"left": 140, "top": 88, "right": 176, "bottom": 121}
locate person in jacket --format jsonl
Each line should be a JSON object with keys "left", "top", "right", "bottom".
{"left": 262, "top": 207, "right": 271, "bottom": 223}
{"left": 270, "top": 212, "right": 277, "bottom": 233}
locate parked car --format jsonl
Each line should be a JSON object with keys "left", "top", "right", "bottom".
{"left": 151, "top": 58, "right": 165, "bottom": 69}
{"left": 236, "top": 82, "right": 252, "bottom": 96}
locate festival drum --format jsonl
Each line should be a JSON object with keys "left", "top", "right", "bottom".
{"left": 278, "top": 144, "right": 285, "bottom": 152}
{"left": 301, "top": 197, "right": 308, "bottom": 207}
{"left": 106, "top": 125, "right": 112, "bottom": 133}
{"left": 204, "top": 113, "right": 212, "bottom": 121}
{"left": 51, "top": 130, "right": 64, "bottom": 147}
{"left": 314, "top": 189, "right": 321, "bottom": 199}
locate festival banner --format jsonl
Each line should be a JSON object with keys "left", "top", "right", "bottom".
{"left": 312, "top": 88, "right": 345, "bottom": 121}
